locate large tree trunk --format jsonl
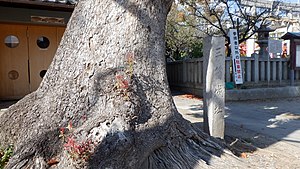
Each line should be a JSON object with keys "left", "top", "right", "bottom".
{"left": 0, "top": 0, "right": 243, "bottom": 168}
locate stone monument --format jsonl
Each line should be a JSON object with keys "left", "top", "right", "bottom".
{"left": 203, "top": 36, "right": 226, "bottom": 139}
{"left": 257, "top": 25, "right": 275, "bottom": 58}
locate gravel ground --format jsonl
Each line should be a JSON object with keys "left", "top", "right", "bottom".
{"left": 174, "top": 94, "right": 300, "bottom": 169}
{"left": 224, "top": 123, "right": 300, "bottom": 169}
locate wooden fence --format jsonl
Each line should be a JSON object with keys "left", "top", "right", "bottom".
{"left": 166, "top": 54, "right": 300, "bottom": 91}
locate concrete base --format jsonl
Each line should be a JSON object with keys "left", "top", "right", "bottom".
{"left": 226, "top": 86, "right": 300, "bottom": 101}
{"left": 171, "top": 86, "right": 300, "bottom": 101}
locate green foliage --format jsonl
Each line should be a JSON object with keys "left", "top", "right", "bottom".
{"left": 166, "top": 4, "right": 203, "bottom": 60}
{"left": 190, "top": 41, "right": 203, "bottom": 58}
{"left": 0, "top": 145, "right": 13, "bottom": 169}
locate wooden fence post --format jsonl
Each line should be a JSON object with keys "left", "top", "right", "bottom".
{"left": 272, "top": 61, "right": 276, "bottom": 81}
{"left": 252, "top": 53, "right": 259, "bottom": 83}
{"left": 267, "top": 57, "right": 271, "bottom": 85}
{"left": 260, "top": 59, "right": 265, "bottom": 81}
{"left": 225, "top": 58, "right": 231, "bottom": 82}
{"left": 183, "top": 60, "right": 187, "bottom": 83}
{"left": 246, "top": 59, "right": 251, "bottom": 82}
{"left": 278, "top": 58, "right": 283, "bottom": 85}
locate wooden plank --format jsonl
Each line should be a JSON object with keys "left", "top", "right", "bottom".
{"left": 0, "top": 23, "right": 30, "bottom": 99}
{"left": 57, "top": 27, "right": 65, "bottom": 46}
{"left": 246, "top": 59, "right": 251, "bottom": 82}
{"left": 253, "top": 54, "right": 259, "bottom": 83}
{"left": 198, "top": 61, "right": 203, "bottom": 84}
{"left": 260, "top": 61, "right": 265, "bottom": 81}
{"left": 189, "top": 62, "right": 193, "bottom": 83}
{"left": 192, "top": 61, "right": 195, "bottom": 83}
{"left": 179, "top": 63, "right": 183, "bottom": 83}
{"left": 175, "top": 64, "right": 180, "bottom": 83}
{"left": 28, "top": 25, "right": 58, "bottom": 92}
{"left": 186, "top": 62, "right": 190, "bottom": 82}
{"left": 225, "top": 59, "right": 231, "bottom": 82}
{"left": 283, "top": 62, "right": 288, "bottom": 80}
{"left": 278, "top": 59, "right": 282, "bottom": 84}
{"left": 194, "top": 61, "right": 198, "bottom": 83}
{"left": 183, "top": 60, "right": 187, "bottom": 83}
{"left": 242, "top": 59, "right": 246, "bottom": 82}
{"left": 266, "top": 59, "right": 270, "bottom": 83}
{"left": 176, "top": 64, "right": 179, "bottom": 83}
{"left": 174, "top": 64, "right": 177, "bottom": 83}
{"left": 272, "top": 61, "right": 277, "bottom": 81}
{"left": 169, "top": 65, "right": 173, "bottom": 83}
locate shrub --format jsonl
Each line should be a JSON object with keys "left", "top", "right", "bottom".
{"left": 0, "top": 145, "right": 13, "bottom": 169}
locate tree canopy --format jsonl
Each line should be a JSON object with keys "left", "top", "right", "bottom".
{"left": 166, "top": 4, "right": 203, "bottom": 60}
{"left": 172, "top": 0, "right": 282, "bottom": 45}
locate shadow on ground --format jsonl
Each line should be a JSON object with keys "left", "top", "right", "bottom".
{"left": 172, "top": 91, "right": 300, "bottom": 158}
{"left": 225, "top": 98, "right": 300, "bottom": 148}
{"left": 0, "top": 100, "right": 17, "bottom": 111}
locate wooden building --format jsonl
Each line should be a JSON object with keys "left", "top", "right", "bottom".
{"left": 0, "top": 0, "right": 75, "bottom": 100}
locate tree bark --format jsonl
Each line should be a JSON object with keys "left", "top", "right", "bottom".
{"left": 0, "top": 0, "right": 243, "bottom": 168}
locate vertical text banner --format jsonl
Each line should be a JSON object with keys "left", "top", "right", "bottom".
{"left": 229, "top": 29, "right": 243, "bottom": 84}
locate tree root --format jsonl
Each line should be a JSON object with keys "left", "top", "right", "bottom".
{"left": 143, "top": 125, "right": 246, "bottom": 169}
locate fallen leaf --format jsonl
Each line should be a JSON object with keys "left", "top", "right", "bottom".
{"left": 179, "top": 94, "right": 202, "bottom": 100}
{"left": 240, "top": 152, "right": 247, "bottom": 158}
{"left": 47, "top": 158, "right": 59, "bottom": 166}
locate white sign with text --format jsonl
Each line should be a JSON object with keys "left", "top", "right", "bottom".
{"left": 228, "top": 29, "right": 243, "bottom": 84}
